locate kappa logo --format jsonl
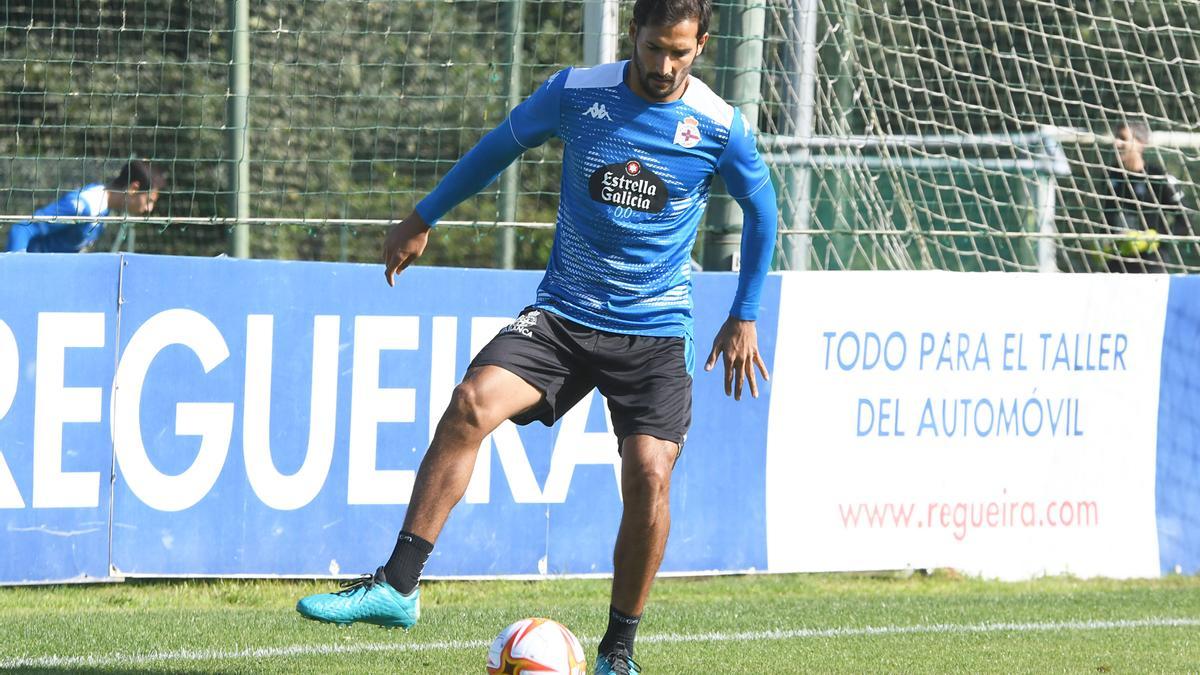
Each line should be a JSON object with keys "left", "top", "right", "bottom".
{"left": 582, "top": 102, "right": 613, "bottom": 121}
{"left": 502, "top": 310, "right": 541, "bottom": 337}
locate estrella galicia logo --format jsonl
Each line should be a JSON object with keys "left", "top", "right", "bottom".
{"left": 588, "top": 160, "right": 668, "bottom": 213}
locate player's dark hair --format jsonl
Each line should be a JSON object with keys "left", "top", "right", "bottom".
{"left": 1115, "top": 121, "right": 1151, "bottom": 144}
{"left": 108, "top": 159, "right": 166, "bottom": 191}
{"left": 632, "top": 0, "right": 711, "bottom": 38}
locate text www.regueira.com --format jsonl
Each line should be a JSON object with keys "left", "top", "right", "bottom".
{"left": 838, "top": 497, "right": 1099, "bottom": 541}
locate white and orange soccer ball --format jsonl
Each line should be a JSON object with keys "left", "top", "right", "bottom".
{"left": 486, "top": 617, "right": 587, "bottom": 674}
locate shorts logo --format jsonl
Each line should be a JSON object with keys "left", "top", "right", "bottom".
{"left": 588, "top": 160, "right": 668, "bottom": 213}
{"left": 674, "top": 116, "right": 701, "bottom": 148}
{"left": 502, "top": 310, "right": 541, "bottom": 337}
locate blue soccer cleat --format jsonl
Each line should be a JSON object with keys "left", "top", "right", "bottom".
{"left": 296, "top": 567, "right": 419, "bottom": 629}
{"left": 594, "top": 644, "right": 640, "bottom": 675}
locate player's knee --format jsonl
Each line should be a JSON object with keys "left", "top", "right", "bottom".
{"left": 622, "top": 444, "right": 675, "bottom": 499}
{"left": 624, "top": 465, "right": 672, "bottom": 506}
{"left": 446, "top": 380, "right": 499, "bottom": 432}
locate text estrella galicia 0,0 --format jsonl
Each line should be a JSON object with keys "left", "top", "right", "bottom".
{"left": 588, "top": 160, "right": 668, "bottom": 213}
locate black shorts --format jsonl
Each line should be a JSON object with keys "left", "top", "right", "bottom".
{"left": 469, "top": 306, "right": 692, "bottom": 449}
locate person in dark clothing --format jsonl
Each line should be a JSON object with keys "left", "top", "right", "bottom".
{"left": 1103, "top": 122, "right": 1192, "bottom": 273}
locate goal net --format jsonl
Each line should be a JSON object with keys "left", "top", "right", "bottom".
{"left": 757, "top": 0, "right": 1200, "bottom": 272}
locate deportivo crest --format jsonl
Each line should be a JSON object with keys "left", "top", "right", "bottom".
{"left": 501, "top": 310, "right": 541, "bottom": 337}
{"left": 673, "top": 116, "right": 701, "bottom": 148}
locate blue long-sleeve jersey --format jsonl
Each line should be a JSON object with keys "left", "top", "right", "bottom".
{"left": 7, "top": 184, "right": 109, "bottom": 253}
{"left": 416, "top": 61, "right": 777, "bottom": 340}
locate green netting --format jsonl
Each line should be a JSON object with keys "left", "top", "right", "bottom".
{"left": 2, "top": 1, "right": 1198, "bottom": 271}
{"left": 760, "top": 0, "right": 1200, "bottom": 272}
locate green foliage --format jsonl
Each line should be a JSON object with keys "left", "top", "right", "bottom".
{"left": 2, "top": 1, "right": 1197, "bottom": 270}
{"left": 0, "top": 0, "right": 577, "bottom": 266}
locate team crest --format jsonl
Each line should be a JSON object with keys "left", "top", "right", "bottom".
{"left": 673, "top": 115, "right": 701, "bottom": 148}
{"left": 501, "top": 310, "right": 540, "bottom": 337}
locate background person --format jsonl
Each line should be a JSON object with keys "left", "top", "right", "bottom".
{"left": 1102, "top": 121, "right": 1192, "bottom": 273}
{"left": 6, "top": 159, "right": 164, "bottom": 253}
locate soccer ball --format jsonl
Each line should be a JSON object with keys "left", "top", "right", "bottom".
{"left": 486, "top": 617, "right": 587, "bottom": 674}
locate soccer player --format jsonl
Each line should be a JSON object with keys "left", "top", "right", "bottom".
{"left": 298, "top": 1, "right": 776, "bottom": 672}
{"left": 6, "top": 159, "right": 164, "bottom": 253}
{"left": 1103, "top": 121, "right": 1192, "bottom": 273}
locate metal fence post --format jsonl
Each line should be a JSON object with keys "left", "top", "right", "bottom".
{"left": 496, "top": 0, "right": 526, "bottom": 270}
{"left": 227, "top": 0, "right": 251, "bottom": 259}
{"left": 584, "top": 0, "right": 620, "bottom": 66}
{"left": 703, "top": 0, "right": 766, "bottom": 271}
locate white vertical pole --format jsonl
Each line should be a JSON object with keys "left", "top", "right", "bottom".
{"left": 227, "top": 0, "right": 251, "bottom": 259}
{"left": 497, "top": 0, "right": 525, "bottom": 270}
{"left": 584, "top": 0, "right": 620, "bottom": 66}
{"left": 787, "top": 0, "right": 820, "bottom": 271}
{"left": 1037, "top": 175, "right": 1059, "bottom": 272}
{"left": 702, "top": 0, "right": 766, "bottom": 270}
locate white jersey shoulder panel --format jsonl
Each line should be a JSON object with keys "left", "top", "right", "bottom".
{"left": 565, "top": 61, "right": 626, "bottom": 90}
{"left": 79, "top": 184, "right": 109, "bottom": 216}
{"left": 681, "top": 76, "right": 735, "bottom": 130}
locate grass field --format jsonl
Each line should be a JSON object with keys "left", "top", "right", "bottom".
{"left": 1, "top": 572, "right": 1198, "bottom": 673}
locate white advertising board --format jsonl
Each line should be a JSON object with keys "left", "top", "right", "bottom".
{"left": 766, "top": 272, "right": 1168, "bottom": 579}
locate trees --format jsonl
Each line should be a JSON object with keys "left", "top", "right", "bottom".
{"left": 2, "top": 1, "right": 1195, "bottom": 268}
{"left": 1, "top": 0, "right": 578, "bottom": 264}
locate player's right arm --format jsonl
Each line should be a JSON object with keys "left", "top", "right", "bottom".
{"left": 383, "top": 69, "right": 568, "bottom": 285}
{"left": 1102, "top": 170, "right": 1127, "bottom": 231}
{"left": 1156, "top": 172, "right": 1191, "bottom": 236}
{"left": 6, "top": 193, "right": 87, "bottom": 252}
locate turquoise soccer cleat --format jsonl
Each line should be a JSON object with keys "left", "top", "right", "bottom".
{"left": 296, "top": 567, "right": 419, "bottom": 629}
{"left": 594, "top": 644, "right": 640, "bottom": 675}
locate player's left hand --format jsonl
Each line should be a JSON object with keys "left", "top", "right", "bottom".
{"left": 705, "top": 317, "right": 769, "bottom": 401}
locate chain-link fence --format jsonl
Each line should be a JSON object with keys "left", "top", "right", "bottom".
{"left": 3, "top": 1, "right": 1198, "bottom": 272}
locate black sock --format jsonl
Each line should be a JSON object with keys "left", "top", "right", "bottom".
{"left": 597, "top": 606, "right": 641, "bottom": 657}
{"left": 381, "top": 531, "right": 433, "bottom": 595}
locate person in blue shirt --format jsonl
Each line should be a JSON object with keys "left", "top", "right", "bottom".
{"left": 299, "top": 2, "right": 776, "bottom": 671}
{"left": 7, "top": 159, "right": 164, "bottom": 253}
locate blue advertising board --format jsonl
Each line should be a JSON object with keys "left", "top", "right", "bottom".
{"left": 1, "top": 252, "right": 1197, "bottom": 584}
{"left": 1155, "top": 275, "right": 1200, "bottom": 575}
{"left": 0, "top": 254, "right": 773, "bottom": 581}
{"left": 0, "top": 254, "right": 119, "bottom": 583}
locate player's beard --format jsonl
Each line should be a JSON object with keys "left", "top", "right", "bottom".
{"left": 632, "top": 46, "right": 688, "bottom": 101}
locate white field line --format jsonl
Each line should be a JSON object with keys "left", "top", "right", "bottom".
{"left": 2, "top": 617, "right": 1197, "bottom": 670}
